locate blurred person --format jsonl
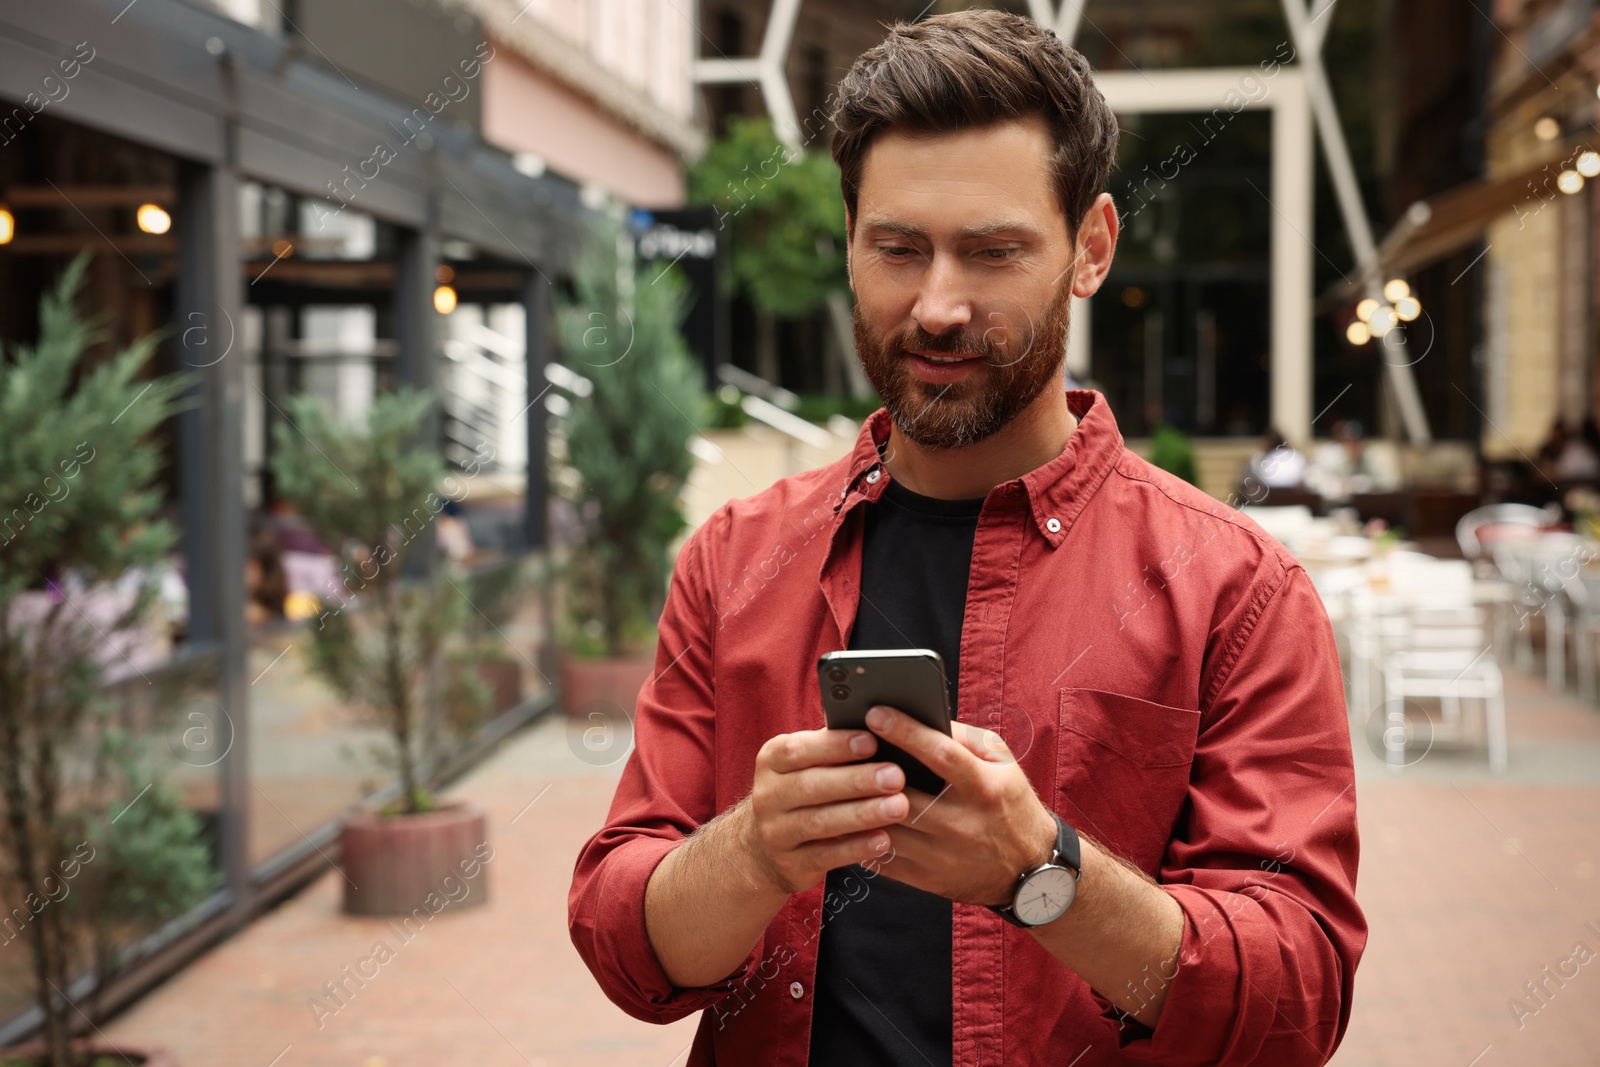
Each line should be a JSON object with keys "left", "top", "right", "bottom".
{"left": 1553, "top": 418, "right": 1600, "bottom": 481}
{"left": 1244, "top": 426, "right": 1308, "bottom": 493}
{"left": 437, "top": 498, "right": 476, "bottom": 562}
{"left": 1306, "top": 418, "right": 1397, "bottom": 503}
{"left": 569, "top": 12, "right": 1363, "bottom": 1067}
{"left": 1535, "top": 418, "right": 1567, "bottom": 479}
{"left": 266, "top": 497, "right": 329, "bottom": 556}
{"left": 244, "top": 519, "right": 288, "bottom": 625}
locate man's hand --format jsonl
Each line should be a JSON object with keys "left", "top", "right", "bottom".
{"left": 742, "top": 726, "right": 910, "bottom": 895}
{"left": 863, "top": 705, "right": 1185, "bottom": 1028}
{"left": 863, "top": 705, "right": 1057, "bottom": 906}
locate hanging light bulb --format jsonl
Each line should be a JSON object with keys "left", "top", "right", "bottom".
{"left": 1368, "top": 305, "right": 1398, "bottom": 337}
{"left": 1535, "top": 117, "right": 1561, "bottom": 141}
{"left": 1579, "top": 151, "right": 1600, "bottom": 178}
{"left": 136, "top": 202, "right": 171, "bottom": 235}
{"left": 1356, "top": 298, "right": 1379, "bottom": 322}
{"left": 1383, "top": 278, "right": 1410, "bottom": 303}
{"left": 1346, "top": 321, "right": 1371, "bottom": 345}
{"left": 1396, "top": 296, "right": 1421, "bottom": 321}
{"left": 1558, "top": 169, "right": 1585, "bottom": 195}
{"left": 0, "top": 206, "right": 13, "bottom": 245}
{"left": 433, "top": 285, "right": 458, "bottom": 314}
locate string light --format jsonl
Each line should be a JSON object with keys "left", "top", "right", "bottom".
{"left": 1396, "top": 296, "right": 1421, "bottom": 322}
{"left": 1368, "top": 305, "right": 1398, "bottom": 338}
{"left": 1383, "top": 278, "right": 1410, "bottom": 303}
{"left": 0, "top": 206, "right": 13, "bottom": 245}
{"left": 1558, "top": 169, "right": 1585, "bottom": 195}
{"left": 1579, "top": 152, "right": 1600, "bottom": 178}
{"left": 1356, "top": 298, "right": 1378, "bottom": 322}
{"left": 1346, "top": 321, "right": 1371, "bottom": 345}
{"left": 136, "top": 203, "right": 171, "bottom": 235}
{"left": 433, "top": 285, "right": 458, "bottom": 314}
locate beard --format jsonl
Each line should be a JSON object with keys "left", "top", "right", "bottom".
{"left": 854, "top": 280, "right": 1073, "bottom": 450}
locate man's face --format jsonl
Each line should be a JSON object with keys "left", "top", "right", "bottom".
{"left": 848, "top": 116, "right": 1079, "bottom": 449}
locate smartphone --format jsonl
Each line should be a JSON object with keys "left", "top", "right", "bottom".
{"left": 817, "top": 649, "right": 952, "bottom": 795}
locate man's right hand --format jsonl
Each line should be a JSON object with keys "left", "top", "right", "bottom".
{"left": 644, "top": 726, "right": 910, "bottom": 988}
{"left": 741, "top": 727, "right": 910, "bottom": 895}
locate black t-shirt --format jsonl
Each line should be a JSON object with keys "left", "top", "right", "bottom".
{"left": 807, "top": 471, "right": 984, "bottom": 1067}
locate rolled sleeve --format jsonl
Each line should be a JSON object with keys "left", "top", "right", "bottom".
{"left": 568, "top": 519, "right": 757, "bottom": 1023}
{"left": 570, "top": 833, "right": 765, "bottom": 1022}
{"left": 1102, "top": 563, "right": 1366, "bottom": 1066}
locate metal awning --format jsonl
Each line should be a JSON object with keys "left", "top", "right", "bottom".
{"left": 0, "top": 0, "right": 589, "bottom": 272}
{"left": 1318, "top": 135, "right": 1596, "bottom": 307}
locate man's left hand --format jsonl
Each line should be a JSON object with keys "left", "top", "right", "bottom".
{"left": 864, "top": 704, "right": 1057, "bottom": 907}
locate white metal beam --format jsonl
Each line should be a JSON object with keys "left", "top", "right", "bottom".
{"left": 1093, "top": 67, "right": 1279, "bottom": 112}
{"left": 1054, "top": 0, "right": 1087, "bottom": 45}
{"left": 1094, "top": 67, "right": 1316, "bottom": 444}
{"left": 1281, "top": 0, "right": 1431, "bottom": 444}
{"left": 1027, "top": 0, "right": 1087, "bottom": 45}
{"left": 690, "top": 0, "right": 805, "bottom": 149}
{"left": 694, "top": 58, "right": 765, "bottom": 83}
{"left": 1271, "top": 73, "right": 1316, "bottom": 446}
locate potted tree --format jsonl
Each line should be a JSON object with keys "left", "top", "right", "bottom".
{"left": 553, "top": 223, "right": 705, "bottom": 718}
{"left": 452, "top": 559, "right": 535, "bottom": 717}
{"left": 268, "top": 389, "right": 492, "bottom": 917}
{"left": 688, "top": 115, "right": 865, "bottom": 397}
{"left": 0, "top": 254, "right": 211, "bottom": 1066}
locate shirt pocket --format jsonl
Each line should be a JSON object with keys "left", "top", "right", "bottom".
{"left": 1053, "top": 687, "right": 1200, "bottom": 874}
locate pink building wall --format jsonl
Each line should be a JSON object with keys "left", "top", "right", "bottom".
{"left": 482, "top": 42, "right": 688, "bottom": 208}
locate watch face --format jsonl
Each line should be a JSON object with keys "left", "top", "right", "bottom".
{"left": 1014, "top": 866, "right": 1078, "bottom": 926}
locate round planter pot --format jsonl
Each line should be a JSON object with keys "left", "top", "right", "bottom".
{"left": 560, "top": 651, "right": 655, "bottom": 718}
{"left": 475, "top": 658, "right": 523, "bottom": 714}
{"left": 0, "top": 1040, "right": 175, "bottom": 1065}
{"left": 339, "top": 801, "right": 491, "bottom": 917}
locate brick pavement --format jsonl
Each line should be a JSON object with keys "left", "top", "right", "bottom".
{"left": 104, "top": 669, "right": 1600, "bottom": 1066}
{"left": 1331, "top": 668, "right": 1600, "bottom": 1067}
{"left": 104, "top": 717, "right": 698, "bottom": 1067}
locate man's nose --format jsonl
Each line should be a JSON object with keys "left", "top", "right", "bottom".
{"left": 911, "top": 253, "right": 973, "bottom": 337}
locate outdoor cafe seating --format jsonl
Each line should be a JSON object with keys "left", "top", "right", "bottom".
{"left": 1242, "top": 501, "right": 1600, "bottom": 775}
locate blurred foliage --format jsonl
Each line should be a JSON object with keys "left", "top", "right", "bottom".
{"left": 1147, "top": 421, "right": 1200, "bottom": 486}
{"left": 73, "top": 728, "right": 219, "bottom": 1027}
{"left": 705, "top": 388, "right": 748, "bottom": 429}
{"left": 791, "top": 393, "right": 883, "bottom": 425}
{"left": 555, "top": 221, "right": 705, "bottom": 659}
{"left": 269, "top": 389, "right": 490, "bottom": 815}
{"left": 0, "top": 253, "right": 196, "bottom": 1067}
{"left": 688, "top": 116, "right": 849, "bottom": 318}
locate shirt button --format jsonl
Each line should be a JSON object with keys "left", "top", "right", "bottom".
{"left": 1045, "top": 517, "right": 1062, "bottom": 533}
{"left": 789, "top": 981, "right": 804, "bottom": 999}
{"left": 865, "top": 469, "right": 882, "bottom": 483}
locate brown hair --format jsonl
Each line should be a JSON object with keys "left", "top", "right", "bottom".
{"left": 830, "top": 9, "right": 1119, "bottom": 241}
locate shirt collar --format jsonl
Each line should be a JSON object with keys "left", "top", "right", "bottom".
{"left": 832, "top": 389, "right": 1125, "bottom": 548}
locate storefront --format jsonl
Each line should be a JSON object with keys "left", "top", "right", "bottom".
{"left": 0, "top": 0, "right": 584, "bottom": 1034}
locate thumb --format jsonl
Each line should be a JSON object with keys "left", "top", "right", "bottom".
{"left": 953, "top": 720, "right": 1015, "bottom": 765}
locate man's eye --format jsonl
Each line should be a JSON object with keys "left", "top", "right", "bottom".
{"left": 879, "top": 246, "right": 914, "bottom": 258}
{"left": 982, "top": 248, "right": 1019, "bottom": 260}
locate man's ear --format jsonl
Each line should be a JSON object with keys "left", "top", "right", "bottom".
{"left": 1070, "top": 193, "right": 1120, "bottom": 300}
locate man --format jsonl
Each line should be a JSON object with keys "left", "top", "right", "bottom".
{"left": 570, "top": 10, "right": 1364, "bottom": 1066}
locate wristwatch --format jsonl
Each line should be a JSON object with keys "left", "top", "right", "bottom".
{"left": 988, "top": 811, "right": 1081, "bottom": 929}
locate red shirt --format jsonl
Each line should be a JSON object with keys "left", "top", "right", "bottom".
{"left": 569, "top": 390, "right": 1365, "bottom": 1066}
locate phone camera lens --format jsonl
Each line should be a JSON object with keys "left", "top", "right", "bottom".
{"left": 830, "top": 685, "right": 851, "bottom": 701}
{"left": 825, "top": 666, "right": 848, "bottom": 683}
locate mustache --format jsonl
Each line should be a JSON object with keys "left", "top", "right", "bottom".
{"left": 894, "top": 327, "right": 995, "bottom": 359}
